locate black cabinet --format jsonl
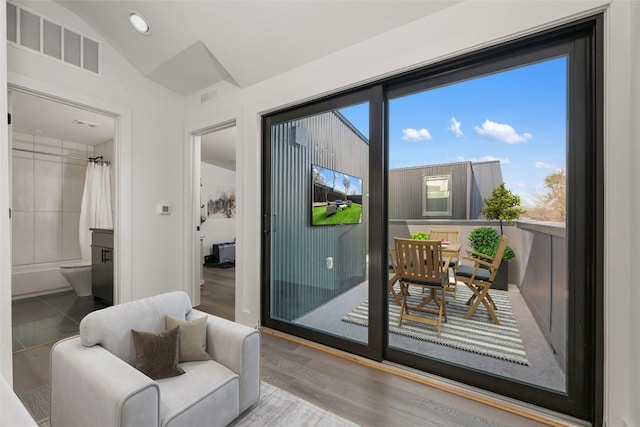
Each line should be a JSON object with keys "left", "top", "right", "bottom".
{"left": 212, "top": 242, "right": 236, "bottom": 265}
{"left": 91, "top": 229, "right": 113, "bottom": 305}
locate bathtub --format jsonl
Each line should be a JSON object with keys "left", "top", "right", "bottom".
{"left": 12, "top": 261, "right": 75, "bottom": 299}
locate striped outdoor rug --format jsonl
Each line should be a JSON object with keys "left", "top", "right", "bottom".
{"left": 342, "top": 285, "right": 529, "bottom": 365}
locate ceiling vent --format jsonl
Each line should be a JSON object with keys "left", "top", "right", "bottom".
{"left": 200, "top": 88, "right": 218, "bottom": 105}
{"left": 72, "top": 119, "right": 100, "bottom": 128}
{"left": 6, "top": 1, "right": 101, "bottom": 75}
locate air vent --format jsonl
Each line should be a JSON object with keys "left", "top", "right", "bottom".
{"left": 200, "top": 88, "right": 218, "bottom": 105}
{"left": 72, "top": 119, "right": 100, "bottom": 128}
{"left": 6, "top": 1, "right": 101, "bottom": 75}
{"left": 6, "top": 2, "right": 17, "bottom": 43}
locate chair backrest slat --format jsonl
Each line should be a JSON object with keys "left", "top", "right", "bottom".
{"left": 488, "top": 235, "right": 509, "bottom": 281}
{"left": 429, "top": 228, "right": 460, "bottom": 244}
{"left": 394, "top": 238, "right": 445, "bottom": 285}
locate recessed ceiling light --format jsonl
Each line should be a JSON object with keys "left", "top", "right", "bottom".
{"left": 129, "top": 12, "right": 151, "bottom": 35}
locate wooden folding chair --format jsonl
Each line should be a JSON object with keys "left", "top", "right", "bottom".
{"left": 394, "top": 238, "right": 449, "bottom": 336}
{"left": 429, "top": 228, "right": 460, "bottom": 298}
{"left": 388, "top": 248, "right": 402, "bottom": 306}
{"left": 454, "top": 235, "right": 508, "bottom": 325}
{"left": 428, "top": 229, "right": 460, "bottom": 246}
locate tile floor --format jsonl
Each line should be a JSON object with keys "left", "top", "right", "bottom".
{"left": 12, "top": 291, "right": 110, "bottom": 352}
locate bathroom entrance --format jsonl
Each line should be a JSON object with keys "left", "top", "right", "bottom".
{"left": 9, "top": 88, "right": 116, "bottom": 351}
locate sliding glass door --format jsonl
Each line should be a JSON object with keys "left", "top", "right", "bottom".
{"left": 262, "top": 17, "right": 602, "bottom": 424}
{"left": 386, "top": 55, "right": 569, "bottom": 392}
{"left": 262, "top": 90, "right": 386, "bottom": 358}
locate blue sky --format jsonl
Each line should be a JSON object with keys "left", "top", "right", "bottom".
{"left": 339, "top": 56, "right": 567, "bottom": 205}
{"left": 313, "top": 164, "right": 363, "bottom": 196}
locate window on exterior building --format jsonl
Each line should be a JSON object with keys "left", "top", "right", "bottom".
{"left": 422, "top": 175, "right": 451, "bottom": 216}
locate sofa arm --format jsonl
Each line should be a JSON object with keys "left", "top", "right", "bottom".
{"left": 190, "top": 309, "right": 260, "bottom": 413}
{"left": 50, "top": 337, "right": 159, "bottom": 427}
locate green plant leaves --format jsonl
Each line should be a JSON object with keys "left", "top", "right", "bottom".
{"left": 410, "top": 231, "right": 429, "bottom": 240}
{"left": 468, "top": 226, "right": 515, "bottom": 261}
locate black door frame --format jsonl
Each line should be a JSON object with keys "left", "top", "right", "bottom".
{"left": 261, "top": 16, "right": 603, "bottom": 424}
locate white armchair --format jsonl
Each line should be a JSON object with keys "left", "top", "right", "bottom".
{"left": 50, "top": 291, "right": 260, "bottom": 427}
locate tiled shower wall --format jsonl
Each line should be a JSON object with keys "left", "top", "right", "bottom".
{"left": 11, "top": 132, "right": 95, "bottom": 266}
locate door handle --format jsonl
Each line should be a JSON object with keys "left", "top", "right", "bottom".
{"left": 101, "top": 248, "right": 112, "bottom": 263}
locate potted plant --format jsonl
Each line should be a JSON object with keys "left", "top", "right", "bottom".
{"left": 481, "top": 183, "right": 526, "bottom": 235}
{"left": 471, "top": 184, "right": 524, "bottom": 290}
{"left": 467, "top": 226, "right": 514, "bottom": 291}
{"left": 410, "top": 231, "right": 429, "bottom": 240}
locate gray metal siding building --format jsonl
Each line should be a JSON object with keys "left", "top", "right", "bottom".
{"left": 388, "top": 160, "right": 503, "bottom": 220}
{"left": 269, "top": 111, "right": 368, "bottom": 321}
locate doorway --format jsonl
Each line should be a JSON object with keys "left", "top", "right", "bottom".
{"left": 191, "top": 123, "right": 237, "bottom": 321}
{"left": 8, "top": 87, "right": 116, "bottom": 351}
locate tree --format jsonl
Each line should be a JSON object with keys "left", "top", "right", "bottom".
{"left": 542, "top": 170, "right": 566, "bottom": 221}
{"left": 482, "top": 183, "right": 526, "bottom": 235}
{"left": 312, "top": 166, "right": 328, "bottom": 202}
{"left": 342, "top": 175, "right": 351, "bottom": 200}
{"left": 312, "top": 167, "right": 323, "bottom": 185}
{"left": 525, "top": 170, "right": 566, "bottom": 222}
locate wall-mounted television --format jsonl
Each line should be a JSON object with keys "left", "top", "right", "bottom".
{"left": 311, "top": 164, "right": 363, "bottom": 226}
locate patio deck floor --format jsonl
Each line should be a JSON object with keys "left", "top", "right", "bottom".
{"left": 295, "top": 280, "right": 566, "bottom": 393}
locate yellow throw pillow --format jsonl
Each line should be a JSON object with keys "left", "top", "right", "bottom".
{"left": 165, "top": 315, "right": 211, "bottom": 362}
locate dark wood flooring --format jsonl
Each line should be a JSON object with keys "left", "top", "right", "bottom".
{"left": 196, "top": 265, "right": 236, "bottom": 321}
{"left": 12, "top": 266, "right": 569, "bottom": 426}
{"left": 197, "top": 266, "right": 557, "bottom": 426}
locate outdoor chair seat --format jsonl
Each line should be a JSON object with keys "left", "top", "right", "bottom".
{"left": 442, "top": 258, "right": 458, "bottom": 268}
{"left": 456, "top": 264, "right": 490, "bottom": 281}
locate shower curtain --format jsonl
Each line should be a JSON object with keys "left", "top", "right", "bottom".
{"left": 79, "top": 162, "right": 113, "bottom": 260}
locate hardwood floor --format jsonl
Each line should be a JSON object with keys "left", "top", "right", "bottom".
{"left": 12, "top": 266, "right": 573, "bottom": 426}
{"left": 197, "top": 265, "right": 236, "bottom": 321}
{"left": 198, "top": 266, "right": 574, "bottom": 426}
{"left": 259, "top": 331, "right": 557, "bottom": 427}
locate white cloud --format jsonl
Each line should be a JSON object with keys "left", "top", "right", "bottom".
{"left": 456, "top": 155, "right": 510, "bottom": 164}
{"left": 401, "top": 128, "right": 432, "bottom": 141}
{"left": 448, "top": 117, "right": 463, "bottom": 137}
{"left": 535, "top": 162, "right": 556, "bottom": 169}
{"left": 474, "top": 119, "right": 532, "bottom": 144}
{"left": 535, "top": 161, "right": 555, "bottom": 169}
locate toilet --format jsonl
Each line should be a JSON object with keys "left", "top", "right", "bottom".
{"left": 59, "top": 260, "right": 92, "bottom": 296}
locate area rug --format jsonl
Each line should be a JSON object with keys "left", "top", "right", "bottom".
{"left": 342, "top": 285, "right": 529, "bottom": 365}
{"left": 231, "top": 382, "right": 359, "bottom": 426}
{"left": 31, "top": 381, "right": 358, "bottom": 427}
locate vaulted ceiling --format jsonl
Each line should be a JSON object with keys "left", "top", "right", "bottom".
{"left": 55, "top": 1, "right": 459, "bottom": 96}
{"left": 14, "top": 1, "right": 458, "bottom": 172}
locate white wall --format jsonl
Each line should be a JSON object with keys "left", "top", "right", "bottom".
{"left": 625, "top": 2, "right": 640, "bottom": 425}
{"left": 633, "top": 4, "right": 640, "bottom": 424}
{"left": 200, "top": 161, "right": 236, "bottom": 256}
{"left": 0, "top": 0, "right": 187, "bottom": 380}
{"left": 182, "top": 1, "right": 638, "bottom": 425}
{"left": 1, "top": 0, "right": 12, "bottom": 382}
{"left": 5, "top": 1, "right": 185, "bottom": 302}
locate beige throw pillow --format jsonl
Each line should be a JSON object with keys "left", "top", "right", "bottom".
{"left": 165, "top": 315, "right": 211, "bottom": 362}
{"left": 131, "top": 326, "right": 185, "bottom": 380}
